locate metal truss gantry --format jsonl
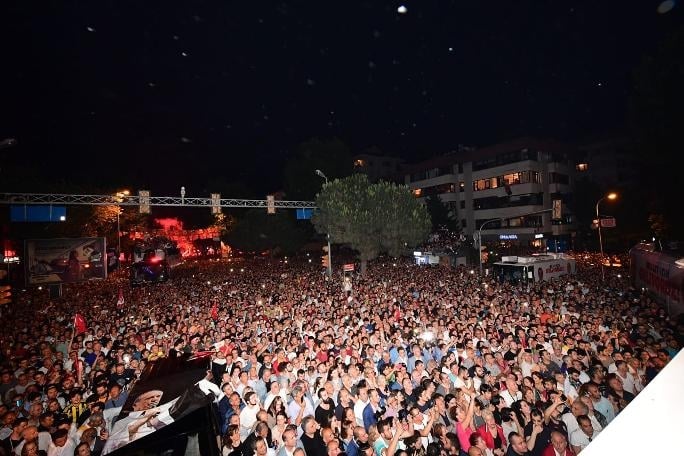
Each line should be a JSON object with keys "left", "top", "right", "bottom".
{"left": 0, "top": 193, "right": 317, "bottom": 209}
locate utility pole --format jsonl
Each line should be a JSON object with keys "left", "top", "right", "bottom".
{"left": 315, "top": 170, "right": 333, "bottom": 279}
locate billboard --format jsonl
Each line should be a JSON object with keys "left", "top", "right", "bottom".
{"left": 10, "top": 205, "right": 67, "bottom": 222}
{"left": 533, "top": 259, "right": 576, "bottom": 282}
{"left": 25, "top": 237, "right": 107, "bottom": 285}
{"left": 630, "top": 247, "right": 684, "bottom": 317}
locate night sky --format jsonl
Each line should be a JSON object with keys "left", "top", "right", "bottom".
{"left": 1, "top": 1, "right": 681, "bottom": 196}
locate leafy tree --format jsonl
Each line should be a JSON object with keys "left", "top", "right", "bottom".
{"left": 424, "top": 195, "right": 461, "bottom": 232}
{"left": 312, "top": 174, "right": 431, "bottom": 273}
{"left": 282, "top": 137, "right": 354, "bottom": 200}
{"left": 223, "top": 209, "right": 308, "bottom": 255}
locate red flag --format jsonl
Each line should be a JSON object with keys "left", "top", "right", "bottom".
{"left": 116, "top": 288, "right": 125, "bottom": 309}
{"left": 74, "top": 313, "right": 87, "bottom": 335}
{"left": 210, "top": 304, "right": 218, "bottom": 321}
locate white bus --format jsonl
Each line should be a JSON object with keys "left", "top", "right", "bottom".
{"left": 493, "top": 253, "right": 576, "bottom": 283}
{"left": 630, "top": 242, "right": 684, "bottom": 317}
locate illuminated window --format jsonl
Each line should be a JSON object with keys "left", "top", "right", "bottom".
{"left": 490, "top": 177, "right": 499, "bottom": 188}
{"left": 459, "top": 182, "right": 465, "bottom": 192}
{"left": 576, "top": 163, "right": 589, "bottom": 171}
{"left": 413, "top": 188, "right": 422, "bottom": 197}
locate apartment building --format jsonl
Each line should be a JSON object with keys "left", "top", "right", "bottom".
{"left": 404, "top": 137, "right": 577, "bottom": 250}
{"left": 352, "top": 153, "right": 405, "bottom": 183}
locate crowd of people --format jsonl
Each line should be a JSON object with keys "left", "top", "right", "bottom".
{"left": 0, "top": 251, "right": 681, "bottom": 456}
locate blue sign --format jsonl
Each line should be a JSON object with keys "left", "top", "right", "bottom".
{"left": 10, "top": 205, "right": 66, "bottom": 222}
{"left": 296, "top": 208, "right": 313, "bottom": 220}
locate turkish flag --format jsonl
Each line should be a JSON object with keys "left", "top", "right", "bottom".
{"left": 211, "top": 304, "right": 218, "bottom": 321}
{"left": 74, "top": 313, "right": 87, "bottom": 335}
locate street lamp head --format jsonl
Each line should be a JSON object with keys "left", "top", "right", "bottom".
{"left": 607, "top": 192, "right": 617, "bottom": 200}
{"left": 122, "top": 190, "right": 130, "bottom": 196}
{"left": 315, "top": 169, "right": 326, "bottom": 178}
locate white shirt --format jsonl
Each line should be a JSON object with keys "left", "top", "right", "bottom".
{"left": 14, "top": 431, "right": 52, "bottom": 455}
{"left": 47, "top": 439, "right": 76, "bottom": 456}
{"left": 562, "top": 413, "right": 602, "bottom": 437}
{"left": 616, "top": 371, "right": 639, "bottom": 395}
{"left": 500, "top": 389, "right": 522, "bottom": 407}
{"left": 570, "top": 428, "right": 600, "bottom": 451}
{"left": 353, "top": 399, "right": 369, "bottom": 427}
{"left": 240, "top": 404, "right": 261, "bottom": 438}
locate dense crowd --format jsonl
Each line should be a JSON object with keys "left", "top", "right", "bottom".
{"left": 0, "top": 252, "right": 681, "bottom": 456}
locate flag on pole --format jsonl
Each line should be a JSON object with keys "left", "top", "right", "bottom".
{"left": 74, "top": 313, "right": 87, "bottom": 335}
{"left": 116, "top": 288, "right": 125, "bottom": 308}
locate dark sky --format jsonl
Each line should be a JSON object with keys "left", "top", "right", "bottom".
{"left": 1, "top": 1, "right": 681, "bottom": 195}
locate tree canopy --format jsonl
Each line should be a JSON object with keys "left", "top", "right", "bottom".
{"left": 282, "top": 137, "right": 354, "bottom": 200}
{"left": 312, "top": 174, "right": 431, "bottom": 272}
{"left": 424, "top": 194, "right": 461, "bottom": 232}
{"left": 223, "top": 209, "right": 308, "bottom": 255}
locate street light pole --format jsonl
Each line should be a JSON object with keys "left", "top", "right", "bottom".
{"left": 315, "top": 170, "right": 332, "bottom": 279}
{"left": 478, "top": 218, "right": 502, "bottom": 276}
{"left": 477, "top": 208, "right": 555, "bottom": 276}
{"left": 595, "top": 192, "right": 617, "bottom": 282}
{"left": 116, "top": 208, "right": 121, "bottom": 254}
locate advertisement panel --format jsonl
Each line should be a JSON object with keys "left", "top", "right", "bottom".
{"left": 533, "top": 259, "right": 575, "bottom": 282}
{"left": 630, "top": 248, "right": 684, "bottom": 317}
{"left": 25, "top": 237, "right": 107, "bottom": 285}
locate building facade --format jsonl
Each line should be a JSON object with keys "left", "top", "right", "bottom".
{"left": 404, "top": 138, "right": 577, "bottom": 251}
{"left": 352, "top": 153, "right": 405, "bottom": 183}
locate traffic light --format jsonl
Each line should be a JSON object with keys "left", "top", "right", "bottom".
{"left": 0, "top": 285, "right": 11, "bottom": 305}
{"left": 139, "top": 190, "right": 151, "bottom": 214}
{"left": 267, "top": 195, "right": 275, "bottom": 214}
{"left": 211, "top": 193, "right": 221, "bottom": 215}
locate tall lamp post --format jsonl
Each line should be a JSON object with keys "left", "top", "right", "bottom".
{"left": 478, "top": 218, "right": 502, "bottom": 276}
{"left": 596, "top": 192, "right": 618, "bottom": 281}
{"left": 114, "top": 190, "right": 130, "bottom": 255}
{"left": 315, "top": 169, "right": 333, "bottom": 279}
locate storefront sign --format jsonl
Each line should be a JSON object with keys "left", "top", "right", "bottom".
{"left": 499, "top": 234, "right": 518, "bottom": 240}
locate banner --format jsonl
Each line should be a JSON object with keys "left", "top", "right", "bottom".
{"left": 25, "top": 238, "right": 107, "bottom": 285}
{"left": 74, "top": 313, "right": 87, "bottom": 335}
{"left": 104, "top": 356, "right": 220, "bottom": 455}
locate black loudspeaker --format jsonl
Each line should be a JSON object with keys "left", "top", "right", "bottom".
{"left": 49, "top": 284, "right": 62, "bottom": 299}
